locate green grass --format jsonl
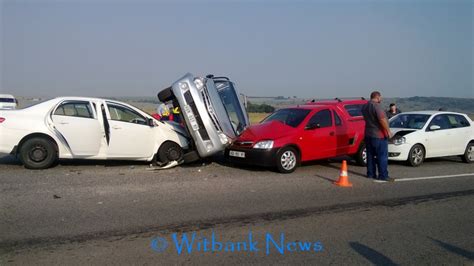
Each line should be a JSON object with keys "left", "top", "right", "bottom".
{"left": 249, "top": 113, "right": 270, "bottom": 124}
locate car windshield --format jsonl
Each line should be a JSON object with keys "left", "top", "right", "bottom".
{"left": 390, "top": 114, "right": 431, "bottom": 129}
{"left": 215, "top": 81, "right": 248, "bottom": 135}
{"left": 262, "top": 108, "right": 311, "bottom": 128}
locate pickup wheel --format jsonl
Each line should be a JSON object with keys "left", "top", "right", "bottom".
{"left": 276, "top": 147, "right": 299, "bottom": 174}
{"left": 158, "top": 88, "right": 174, "bottom": 102}
{"left": 407, "top": 144, "right": 425, "bottom": 167}
{"left": 19, "top": 137, "right": 58, "bottom": 169}
{"left": 157, "top": 141, "right": 183, "bottom": 165}
{"left": 354, "top": 143, "right": 367, "bottom": 166}
{"left": 461, "top": 142, "right": 474, "bottom": 163}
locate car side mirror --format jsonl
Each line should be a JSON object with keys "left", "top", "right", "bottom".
{"left": 148, "top": 118, "right": 155, "bottom": 127}
{"left": 305, "top": 123, "right": 320, "bottom": 130}
{"left": 429, "top": 125, "right": 441, "bottom": 131}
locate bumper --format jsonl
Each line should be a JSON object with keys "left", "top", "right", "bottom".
{"left": 388, "top": 143, "right": 411, "bottom": 161}
{"left": 225, "top": 146, "right": 279, "bottom": 167}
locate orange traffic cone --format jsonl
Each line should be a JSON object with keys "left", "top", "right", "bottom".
{"left": 334, "top": 160, "right": 352, "bottom": 187}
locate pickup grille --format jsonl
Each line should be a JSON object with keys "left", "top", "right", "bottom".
{"left": 183, "top": 91, "right": 210, "bottom": 141}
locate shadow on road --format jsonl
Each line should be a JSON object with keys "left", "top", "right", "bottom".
{"left": 0, "top": 155, "right": 21, "bottom": 165}
{"left": 429, "top": 237, "right": 474, "bottom": 260}
{"left": 318, "top": 161, "right": 367, "bottom": 178}
{"left": 349, "top": 241, "right": 397, "bottom": 266}
{"left": 314, "top": 174, "right": 337, "bottom": 183}
{"left": 211, "top": 154, "right": 272, "bottom": 173}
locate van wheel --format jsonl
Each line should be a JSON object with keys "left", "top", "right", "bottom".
{"left": 19, "top": 137, "right": 58, "bottom": 169}
{"left": 157, "top": 142, "right": 183, "bottom": 165}
{"left": 461, "top": 142, "right": 474, "bottom": 163}
{"left": 276, "top": 147, "right": 299, "bottom": 173}
{"left": 354, "top": 143, "right": 367, "bottom": 166}
{"left": 158, "top": 88, "right": 174, "bottom": 102}
{"left": 407, "top": 144, "right": 425, "bottom": 167}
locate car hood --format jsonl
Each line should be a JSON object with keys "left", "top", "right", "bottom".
{"left": 392, "top": 128, "right": 418, "bottom": 138}
{"left": 237, "top": 120, "right": 297, "bottom": 141}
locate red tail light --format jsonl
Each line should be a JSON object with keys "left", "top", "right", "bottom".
{"left": 0, "top": 117, "right": 5, "bottom": 123}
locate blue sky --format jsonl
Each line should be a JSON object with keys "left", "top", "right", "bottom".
{"left": 1, "top": 0, "right": 472, "bottom": 98}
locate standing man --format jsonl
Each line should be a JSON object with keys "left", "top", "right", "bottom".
{"left": 386, "top": 103, "right": 402, "bottom": 119}
{"left": 362, "top": 91, "right": 394, "bottom": 182}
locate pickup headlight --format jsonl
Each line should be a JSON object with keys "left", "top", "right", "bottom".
{"left": 218, "top": 133, "right": 229, "bottom": 145}
{"left": 393, "top": 137, "right": 406, "bottom": 145}
{"left": 253, "top": 140, "right": 274, "bottom": 149}
{"left": 193, "top": 78, "right": 204, "bottom": 89}
{"left": 179, "top": 82, "right": 189, "bottom": 90}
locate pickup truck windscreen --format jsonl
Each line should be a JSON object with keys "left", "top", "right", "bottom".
{"left": 215, "top": 81, "right": 247, "bottom": 135}
{"left": 262, "top": 108, "right": 311, "bottom": 128}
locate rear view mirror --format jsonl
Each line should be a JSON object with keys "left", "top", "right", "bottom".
{"left": 429, "top": 125, "right": 441, "bottom": 131}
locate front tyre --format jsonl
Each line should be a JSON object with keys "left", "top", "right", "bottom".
{"left": 19, "top": 137, "right": 58, "bottom": 169}
{"left": 157, "top": 142, "right": 184, "bottom": 165}
{"left": 276, "top": 147, "right": 299, "bottom": 173}
{"left": 461, "top": 142, "right": 474, "bottom": 163}
{"left": 407, "top": 144, "right": 425, "bottom": 167}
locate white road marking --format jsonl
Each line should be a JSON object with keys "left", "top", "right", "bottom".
{"left": 374, "top": 173, "right": 474, "bottom": 183}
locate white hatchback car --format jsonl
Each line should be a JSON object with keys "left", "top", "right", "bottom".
{"left": 0, "top": 94, "right": 18, "bottom": 110}
{"left": 388, "top": 111, "right": 474, "bottom": 166}
{"left": 0, "top": 97, "right": 189, "bottom": 169}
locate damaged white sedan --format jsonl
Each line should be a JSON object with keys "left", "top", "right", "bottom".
{"left": 0, "top": 97, "right": 190, "bottom": 169}
{"left": 389, "top": 111, "right": 474, "bottom": 166}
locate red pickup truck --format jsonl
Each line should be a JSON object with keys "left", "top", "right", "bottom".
{"left": 225, "top": 99, "right": 368, "bottom": 173}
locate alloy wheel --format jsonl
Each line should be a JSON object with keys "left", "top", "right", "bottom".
{"left": 281, "top": 150, "right": 296, "bottom": 171}
{"left": 411, "top": 147, "right": 424, "bottom": 165}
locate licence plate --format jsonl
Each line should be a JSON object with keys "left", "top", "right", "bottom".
{"left": 229, "top": 150, "right": 246, "bottom": 158}
{"left": 188, "top": 115, "right": 199, "bottom": 131}
{"left": 183, "top": 105, "right": 199, "bottom": 131}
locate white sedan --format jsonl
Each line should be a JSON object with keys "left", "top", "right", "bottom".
{"left": 0, "top": 97, "right": 190, "bottom": 169}
{"left": 388, "top": 111, "right": 474, "bottom": 166}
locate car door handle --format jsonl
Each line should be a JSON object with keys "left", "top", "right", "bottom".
{"left": 59, "top": 122, "right": 69, "bottom": 125}
{"left": 112, "top": 126, "right": 122, "bottom": 130}
{"left": 330, "top": 131, "right": 335, "bottom": 136}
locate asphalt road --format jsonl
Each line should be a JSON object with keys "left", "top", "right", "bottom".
{"left": 1, "top": 155, "right": 473, "bottom": 265}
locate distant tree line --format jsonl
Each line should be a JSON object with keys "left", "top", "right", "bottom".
{"left": 246, "top": 102, "right": 275, "bottom": 113}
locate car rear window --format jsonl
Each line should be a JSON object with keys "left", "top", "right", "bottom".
{"left": 0, "top": 98, "right": 16, "bottom": 103}
{"left": 344, "top": 104, "right": 364, "bottom": 117}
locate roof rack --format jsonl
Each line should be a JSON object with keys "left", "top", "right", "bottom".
{"left": 310, "top": 97, "right": 366, "bottom": 103}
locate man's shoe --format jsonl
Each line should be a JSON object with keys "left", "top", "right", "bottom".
{"left": 374, "top": 177, "right": 395, "bottom": 183}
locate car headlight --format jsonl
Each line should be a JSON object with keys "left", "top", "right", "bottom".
{"left": 393, "top": 137, "right": 406, "bottom": 145}
{"left": 193, "top": 78, "right": 204, "bottom": 89}
{"left": 253, "top": 140, "right": 274, "bottom": 149}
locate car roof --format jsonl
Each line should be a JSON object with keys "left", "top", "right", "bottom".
{"left": 54, "top": 96, "right": 117, "bottom": 102}
{"left": 284, "top": 99, "right": 367, "bottom": 110}
{"left": 0, "top": 94, "right": 16, "bottom": 98}
{"left": 306, "top": 99, "right": 367, "bottom": 106}
{"left": 396, "top": 111, "right": 468, "bottom": 116}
